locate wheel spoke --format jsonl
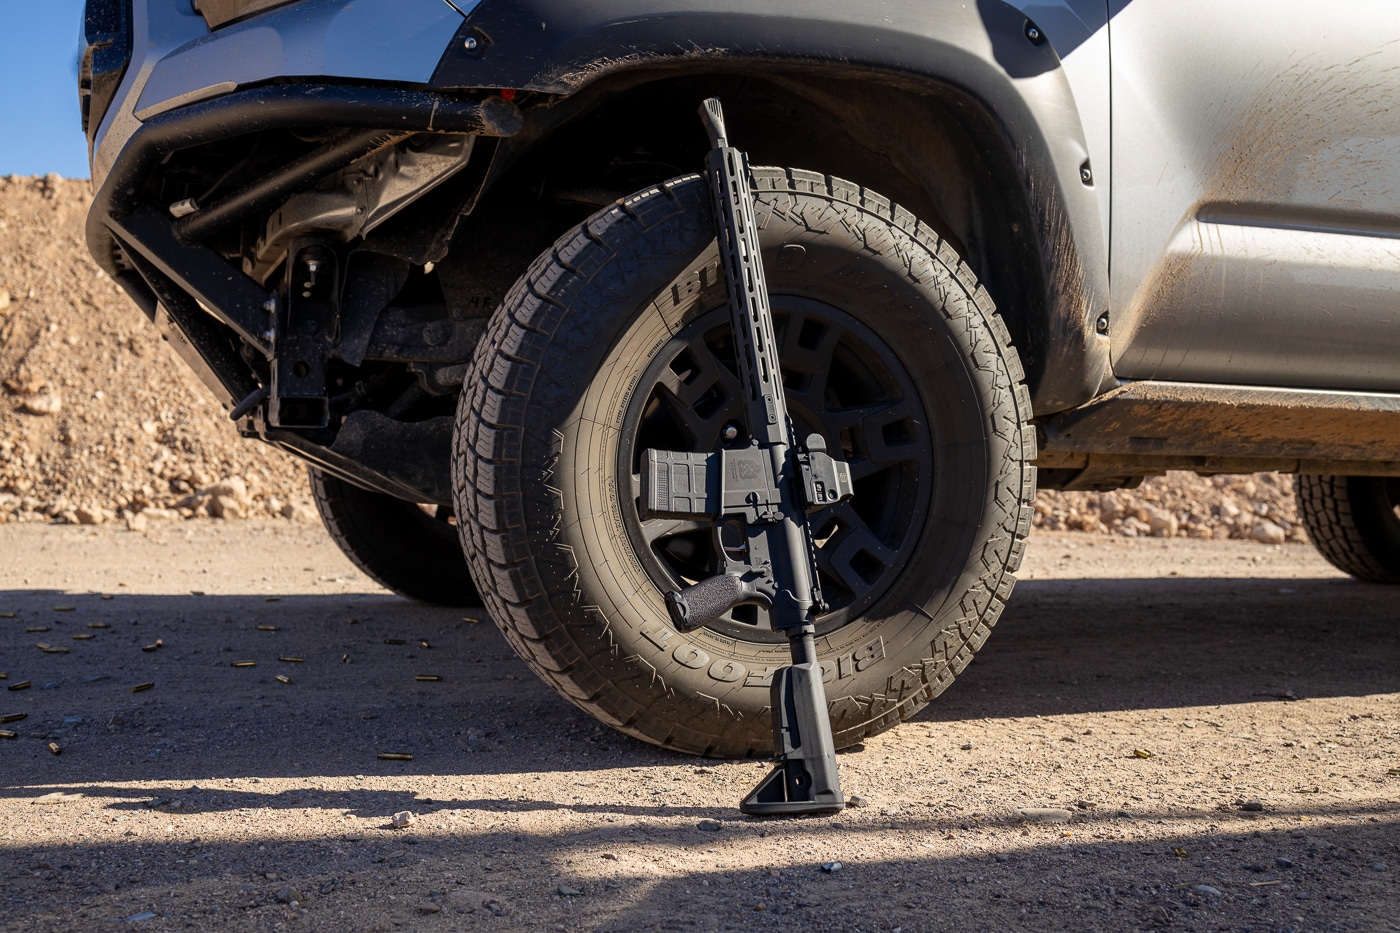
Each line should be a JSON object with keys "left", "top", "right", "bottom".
{"left": 640, "top": 517, "right": 712, "bottom": 546}
{"left": 654, "top": 342, "right": 744, "bottom": 447}
{"left": 814, "top": 396, "right": 922, "bottom": 478}
{"left": 815, "top": 503, "right": 899, "bottom": 605}
{"left": 778, "top": 313, "right": 842, "bottom": 403}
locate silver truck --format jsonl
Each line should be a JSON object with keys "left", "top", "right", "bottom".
{"left": 82, "top": 0, "right": 1400, "bottom": 757}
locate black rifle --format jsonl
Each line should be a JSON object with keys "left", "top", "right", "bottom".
{"left": 641, "top": 98, "right": 854, "bottom": 815}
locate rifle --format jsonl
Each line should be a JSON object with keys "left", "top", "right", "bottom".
{"left": 641, "top": 98, "right": 854, "bottom": 815}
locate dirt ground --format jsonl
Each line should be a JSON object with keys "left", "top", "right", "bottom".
{"left": 1, "top": 522, "right": 1396, "bottom": 932}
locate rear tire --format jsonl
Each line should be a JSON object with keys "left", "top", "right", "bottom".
{"left": 453, "top": 169, "right": 1035, "bottom": 757}
{"left": 1295, "top": 474, "right": 1400, "bottom": 583}
{"left": 309, "top": 466, "right": 481, "bottom": 606}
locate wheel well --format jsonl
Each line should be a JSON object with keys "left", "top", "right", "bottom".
{"left": 446, "top": 68, "right": 1048, "bottom": 373}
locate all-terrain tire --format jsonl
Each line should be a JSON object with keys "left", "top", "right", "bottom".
{"left": 453, "top": 169, "right": 1035, "bottom": 757}
{"left": 1295, "top": 474, "right": 1400, "bottom": 583}
{"left": 309, "top": 466, "right": 481, "bottom": 606}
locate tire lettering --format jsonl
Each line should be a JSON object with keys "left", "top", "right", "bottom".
{"left": 640, "top": 625, "right": 674, "bottom": 650}
{"left": 836, "top": 654, "right": 853, "bottom": 679}
{"left": 673, "top": 644, "right": 710, "bottom": 669}
{"left": 708, "top": 659, "right": 745, "bottom": 683}
{"left": 744, "top": 666, "right": 777, "bottom": 687}
{"left": 820, "top": 660, "right": 836, "bottom": 684}
{"left": 853, "top": 636, "right": 885, "bottom": 672}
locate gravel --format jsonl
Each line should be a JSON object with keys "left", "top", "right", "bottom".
{"left": 0, "top": 523, "right": 1396, "bottom": 931}
{"left": 0, "top": 176, "right": 315, "bottom": 527}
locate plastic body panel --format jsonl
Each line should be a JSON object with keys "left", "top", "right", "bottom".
{"left": 91, "top": 0, "right": 476, "bottom": 189}
{"left": 135, "top": 0, "right": 473, "bottom": 115}
{"left": 1108, "top": 0, "right": 1400, "bottom": 391}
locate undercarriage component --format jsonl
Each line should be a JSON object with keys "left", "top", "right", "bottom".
{"left": 245, "top": 134, "right": 476, "bottom": 285}
{"left": 271, "top": 243, "right": 338, "bottom": 429}
{"left": 173, "top": 128, "right": 411, "bottom": 243}
{"left": 82, "top": 83, "right": 523, "bottom": 501}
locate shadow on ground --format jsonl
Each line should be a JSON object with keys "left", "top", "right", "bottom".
{"left": 1, "top": 573, "right": 1397, "bottom": 788}
{"left": 2, "top": 802, "right": 1396, "bottom": 932}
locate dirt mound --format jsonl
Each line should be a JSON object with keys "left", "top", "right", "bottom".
{"left": 0, "top": 175, "right": 1305, "bottom": 541}
{"left": 0, "top": 175, "right": 313, "bottom": 526}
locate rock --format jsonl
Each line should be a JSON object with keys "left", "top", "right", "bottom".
{"left": 126, "top": 512, "right": 148, "bottom": 532}
{"left": 1371, "top": 862, "right": 1388, "bottom": 871}
{"left": 1240, "top": 799, "right": 1265, "bottom": 812}
{"left": 274, "top": 887, "right": 299, "bottom": 904}
{"left": 557, "top": 883, "right": 583, "bottom": 896}
{"left": 1017, "top": 807, "right": 1074, "bottom": 823}
{"left": 0, "top": 289, "right": 9, "bottom": 311}
{"left": 1147, "top": 507, "right": 1178, "bottom": 537}
{"left": 1192, "top": 885, "right": 1221, "bottom": 896}
{"left": 391, "top": 810, "right": 415, "bottom": 828}
{"left": 994, "top": 853, "right": 1009, "bottom": 863}
{"left": 417, "top": 903, "right": 441, "bottom": 914}
{"left": 281, "top": 502, "right": 318, "bottom": 522}
{"left": 696, "top": 819, "right": 723, "bottom": 832}
{"left": 1276, "top": 857, "right": 1293, "bottom": 869}
{"left": 20, "top": 393, "right": 61, "bottom": 416}
{"left": 447, "top": 889, "right": 497, "bottom": 911}
{"left": 123, "top": 913, "right": 157, "bottom": 923}
{"left": 1251, "top": 520, "right": 1287, "bottom": 545}
{"left": 209, "top": 495, "right": 244, "bottom": 520}
{"left": 201, "top": 476, "right": 249, "bottom": 505}
{"left": 1290, "top": 829, "right": 1307, "bottom": 838}
{"left": 141, "top": 508, "right": 180, "bottom": 522}
{"left": 74, "top": 506, "right": 106, "bottom": 525}
{"left": 846, "top": 795, "right": 869, "bottom": 808}
{"left": 33, "top": 792, "right": 82, "bottom": 804}
{"left": 1119, "top": 516, "right": 1150, "bottom": 537}
{"left": 821, "top": 861, "right": 843, "bottom": 873}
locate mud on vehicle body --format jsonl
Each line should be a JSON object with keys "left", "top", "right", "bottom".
{"left": 83, "top": 0, "right": 1400, "bottom": 754}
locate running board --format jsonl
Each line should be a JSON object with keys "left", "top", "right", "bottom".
{"left": 1037, "top": 381, "right": 1400, "bottom": 489}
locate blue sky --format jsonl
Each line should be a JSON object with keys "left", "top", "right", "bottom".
{"left": 0, "top": 1, "right": 90, "bottom": 178}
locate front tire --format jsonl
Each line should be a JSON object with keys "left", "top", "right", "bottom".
{"left": 1295, "top": 474, "right": 1400, "bottom": 583}
{"left": 453, "top": 169, "right": 1035, "bottom": 757}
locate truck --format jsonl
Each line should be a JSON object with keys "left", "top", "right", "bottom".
{"left": 82, "top": 0, "right": 1400, "bottom": 758}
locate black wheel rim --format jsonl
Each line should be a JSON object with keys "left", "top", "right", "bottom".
{"left": 619, "top": 295, "right": 934, "bottom": 643}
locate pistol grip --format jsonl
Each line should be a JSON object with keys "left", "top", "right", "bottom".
{"left": 666, "top": 573, "right": 765, "bottom": 631}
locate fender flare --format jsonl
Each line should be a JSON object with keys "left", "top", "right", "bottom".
{"left": 431, "top": 0, "right": 1111, "bottom": 413}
